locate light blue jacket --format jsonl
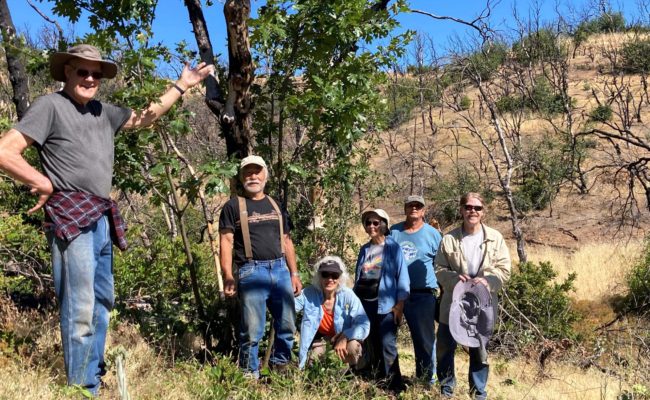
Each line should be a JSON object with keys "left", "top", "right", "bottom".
{"left": 295, "top": 286, "right": 370, "bottom": 369}
{"left": 354, "top": 236, "right": 410, "bottom": 314}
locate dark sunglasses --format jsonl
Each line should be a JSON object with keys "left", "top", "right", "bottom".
{"left": 406, "top": 203, "right": 424, "bottom": 210}
{"left": 73, "top": 67, "right": 104, "bottom": 80}
{"left": 320, "top": 272, "right": 340, "bottom": 279}
{"left": 364, "top": 220, "right": 381, "bottom": 227}
{"left": 464, "top": 205, "right": 484, "bottom": 212}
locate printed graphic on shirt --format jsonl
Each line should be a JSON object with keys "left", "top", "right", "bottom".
{"left": 361, "top": 253, "right": 383, "bottom": 279}
{"left": 399, "top": 241, "right": 418, "bottom": 262}
{"left": 236, "top": 210, "right": 280, "bottom": 226}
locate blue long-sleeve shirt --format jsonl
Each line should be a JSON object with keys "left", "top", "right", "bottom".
{"left": 354, "top": 236, "right": 410, "bottom": 314}
{"left": 295, "top": 286, "right": 370, "bottom": 369}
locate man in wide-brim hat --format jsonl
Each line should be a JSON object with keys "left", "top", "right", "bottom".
{"left": 0, "top": 43, "right": 214, "bottom": 395}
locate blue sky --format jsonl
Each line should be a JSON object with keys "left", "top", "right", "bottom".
{"left": 7, "top": 0, "right": 644, "bottom": 65}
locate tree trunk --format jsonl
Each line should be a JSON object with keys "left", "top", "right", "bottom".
{"left": 0, "top": 0, "right": 30, "bottom": 119}
{"left": 184, "top": 0, "right": 254, "bottom": 159}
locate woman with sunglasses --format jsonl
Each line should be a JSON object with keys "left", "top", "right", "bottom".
{"left": 434, "top": 193, "right": 511, "bottom": 400}
{"left": 295, "top": 256, "right": 370, "bottom": 369}
{"left": 353, "top": 209, "right": 410, "bottom": 393}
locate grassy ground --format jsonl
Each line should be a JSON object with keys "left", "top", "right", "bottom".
{"left": 1, "top": 239, "right": 645, "bottom": 399}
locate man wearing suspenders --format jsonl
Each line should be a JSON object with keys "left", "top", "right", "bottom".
{"left": 218, "top": 155, "right": 303, "bottom": 377}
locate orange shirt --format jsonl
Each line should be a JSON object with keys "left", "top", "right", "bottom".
{"left": 317, "top": 305, "right": 335, "bottom": 337}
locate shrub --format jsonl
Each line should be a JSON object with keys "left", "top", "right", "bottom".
{"left": 620, "top": 39, "right": 650, "bottom": 73}
{"left": 513, "top": 136, "right": 569, "bottom": 212}
{"left": 495, "top": 77, "right": 566, "bottom": 116}
{"left": 0, "top": 215, "right": 51, "bottom": 301}
{"left": 494, "top": 261, "right": 581, "bottom": 353}
{"left": 465, "top": 42, "right": 508, "bottom": 81}
{"left": 575, "top": 12, "right": 626, "bottom": 45}
{"left": 513, "top": 28, "right": 567, "bottom": 64}
{"left": 622, "top": 238, "right": 650, "bottom": 317}
{"left": 458, "top": 94, "right": 471, "bottom": 110}
{"left": 589, "top": 104, "right": 613, "bottom": 122}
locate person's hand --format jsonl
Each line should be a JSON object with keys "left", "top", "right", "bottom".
{"left": 291, "top": 274, "right": 303, "bottom": 296}
{"left": 458, "top": 274, "right": 471, "bottom": 282}
{"left": 473, "top": 277, "right": 489, "bottom": 287}
{"left": 332, "top": 333, "right": 348, "bottom": 360}
{"left": 27, "top": 179, "right": 53, "bottom": 214}
{"left": 392, "top": 303, "right": 404, "bottom": 325}
{"left": 223, "top": 276, "right": 236, "bottom": 297}
{"left": 176, "top": 62, "right": 215, "bottom": 91}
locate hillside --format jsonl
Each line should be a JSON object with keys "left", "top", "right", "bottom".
{"left": 1, "top": 24, "right": 650, "bottom": 400}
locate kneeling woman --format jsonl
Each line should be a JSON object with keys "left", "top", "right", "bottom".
{"left": 295, "top": 256, "right": 370, "bottom": 369}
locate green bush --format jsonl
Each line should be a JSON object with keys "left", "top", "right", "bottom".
{"left": 495, "top": 261, "right": 581, "bottom": 352}
{"left": 513, "top": 137, "right": 569, "bottom": 212}
{"left": 575, "top": 12, "right": 626, "bottom": 38}
{"left": 621, "top": 39, "right": 650, "bottom": 73}
{"left": 0, "top": 215, "right": 50, "bottom": 300}
{"left": 465, "top": 42, "right": 508, "bottom": 81}
{"left": 496, "top": 77, "right": 566, "bottom": 116}
{"left": 458, "top": 94, "right": 471, "bottom": 110}
{"left": 589, "top": 104, "right": 613, "bottom": 122}
{"left": 496, "top": 95, "right": 526, "bottom": 113}
{"left": 622, "top": 238, "right": 650, "bottom": 316}
{"left": 513, "top": 28, "right": 566, "bottom": 64}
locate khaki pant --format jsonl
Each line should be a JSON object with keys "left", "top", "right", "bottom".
{"left": 309, "top": 336, "right": 363, "bottom": 366}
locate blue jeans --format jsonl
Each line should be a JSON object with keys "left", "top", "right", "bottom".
{"left": 237, "top": 257, "right": 296, "bottom": 376}
{"left": 361, "top": 299, "right": 403, "bottom": 392}
{"left": 437, "top": 323, "right": 489, "bottom": 400}
{"left": 404, "top": 291, "right": 437, "bottom": 383}
{"left": 47, "top": 215, "right": 114, "bottom": 395}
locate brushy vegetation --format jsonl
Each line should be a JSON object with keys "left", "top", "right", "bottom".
{"left": 589, "top": 104, "right": 614, "bottom": 122}
{"left": 513, "top": 137, "right": 570, "bottom": 212}
{"left": 622, "top": 238, "right": 650, "bottom": 317}
{"left": 512, "top": 28, "right": 566, "bottom": 64}
{"left": 620, "top": 38, "right": 650, "bottom": 74}
{"left": 496, "top": 76, "right": 566, "bottom": 116}
{"left": 494, "top": 261, "right": 581, "bottom": 354}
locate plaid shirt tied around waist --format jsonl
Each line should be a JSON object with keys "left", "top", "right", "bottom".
{"left": 45, "top": 191, "right": 128, "bottom": 251}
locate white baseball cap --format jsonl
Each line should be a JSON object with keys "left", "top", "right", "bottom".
{"left": 239, "top": 155, "right": 267, "bottom": 170}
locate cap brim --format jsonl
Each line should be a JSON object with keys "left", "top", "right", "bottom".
{"left": 50, "top": 52, "right": 118, "bottom": 82}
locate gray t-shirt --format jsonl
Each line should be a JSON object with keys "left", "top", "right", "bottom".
{"left": 14, "top": 91, "right": 131, "bottom": 199}
{"left": 461, "top": 229, "right": 484, "bottom": 277}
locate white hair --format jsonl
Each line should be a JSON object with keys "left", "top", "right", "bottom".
{"left": 311, "top": 255, "right": 351, "bottom": 291}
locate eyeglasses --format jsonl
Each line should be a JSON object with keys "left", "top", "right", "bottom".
{"left": 71, "top": 66, "right": 104, "bottom": 80}
{"left": 406, "top": 203, "right": 424, "bottom": 210}
{"left": 320, "top": 272, "right": 340, "bottom": 279}
{"left": 463, "top": 205, "right": 484, "bottom": 212}
{"left": 364, "top": 220, "right": 380, "bottom": 227}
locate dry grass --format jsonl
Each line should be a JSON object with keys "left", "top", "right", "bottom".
{"left": 527, "top": 241, "right": 643, "bottom": 302}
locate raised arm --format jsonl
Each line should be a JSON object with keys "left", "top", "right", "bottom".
{"left": 123, "top": 62, "right": 215, "bottom": 129}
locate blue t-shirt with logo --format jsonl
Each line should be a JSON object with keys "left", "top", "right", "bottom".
{"left": 390, "top": 222, "right": 442, "bottom": 290}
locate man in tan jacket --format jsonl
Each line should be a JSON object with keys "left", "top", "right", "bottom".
{"left": 434, "top": 192, "right": 511, "bottom": 400}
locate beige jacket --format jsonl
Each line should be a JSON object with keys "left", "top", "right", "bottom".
{"left": 434, "top": 224, "right": 512, "bottom": 325}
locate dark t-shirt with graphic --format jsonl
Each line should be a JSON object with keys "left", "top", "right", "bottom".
{"left": 218, "top": 195, "right": 291, "bottom": 266}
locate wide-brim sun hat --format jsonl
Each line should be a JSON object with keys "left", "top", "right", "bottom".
{"left": 361, "top": 208, "right": 390, "bottom": 227}
{"left": 50, "top": 44, "right": 118, "bottom": 82}
{"left": 449, "top": 280, "right": 494, "bottom": 348}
